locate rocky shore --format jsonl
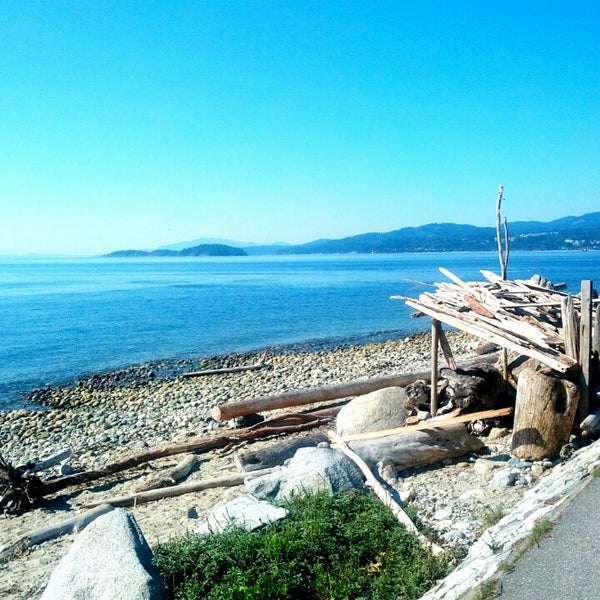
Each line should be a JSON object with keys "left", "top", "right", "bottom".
{"left": 0, "top": 331, "right": 580, "bottom": 599}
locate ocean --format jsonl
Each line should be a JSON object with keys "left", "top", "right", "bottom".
{"left": 1, "top": 251, "right": 597, "bottom": 410}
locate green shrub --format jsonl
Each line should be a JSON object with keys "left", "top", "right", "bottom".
{"left": 153, "top": 490, "right": 451, "bottom": 600}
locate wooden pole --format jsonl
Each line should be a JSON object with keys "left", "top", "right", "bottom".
{"left": 431, "top": 320, "right": 439, "bottom": 417}
{"left": 579, "top": 281, "right": 593, "bottom": 422}
{"left": 212, "top": 371, "right": 430, "bottom": 421}
{"left": 593, "top": 303, "right": 600, "bottom": 358}
{"left": 84, "top": 467, "right": 277, "bottom": 509}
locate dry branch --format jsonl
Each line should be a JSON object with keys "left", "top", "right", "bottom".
{"left": 41, "top": 414, "right": 333, "bottom": 497}
{"left": 83, "top": 467, "right": 277, "bottom": 509}
{"left": 328, "top": 431, "right": 443, "bottom": 555}
{"left": 135, "top": 453, "right": 201, "bottom": 492}
{"left": 0, "top": 504, "right": 114, "bottom": 563}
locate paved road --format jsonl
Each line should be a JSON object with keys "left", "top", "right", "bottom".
{"left": 498, "top": 475, "right": 600, "bottom": 600}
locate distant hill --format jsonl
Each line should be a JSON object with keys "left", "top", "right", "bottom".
{"left": 105, "top": 244, "right": 247, "bottom": 258}
{"left": 158, "top": 237, "right": 259, "bottom": 251}
{"left": 105, "top": 211, "right": 600, "bottom": 256}
{"left": 266, "top": 212, "right": 600, "bottom": 254}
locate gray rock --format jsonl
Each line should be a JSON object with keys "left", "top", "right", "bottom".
{"left": 489, "top": 469, "right": 519, "bottom": 489}
{"left": 335, "top": 386, "right": 411, "bottom": 437}
{"left": 41, "top": 508, "right": 167, "bottom": 600}
{"left": 246, "top": 447, "right": 364, "bottom": 502}
{"left": 196, "top": 495, "right": 288, "bottom": 534}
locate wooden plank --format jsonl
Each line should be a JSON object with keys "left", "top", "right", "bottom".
{"left": 405, "top": 298, "right": 574, "bottom": 372}
{"left": 562, "top": 295, "right": 579, "bottom": 361}
{"left": 594, "top": 303, "right": 600, "bottom": 357}
{"left": 579, "top": 280, "right": 593, "bottom": 421}
{"left": 431, "top": 320, "right": 439, "bottom": 416}
{"left": 437, "top": 322, "right": 457, "bottom": 370}
{"left": 341, "top": 407, "right": 514, "bottom": 442}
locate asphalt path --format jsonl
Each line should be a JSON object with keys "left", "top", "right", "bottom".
{"left": 498, "top": 475, "right": 600, "bottom": 600}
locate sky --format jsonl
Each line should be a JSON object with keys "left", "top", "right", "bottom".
{"left": 1, "top": 1, "right": 600, "bottom": 255}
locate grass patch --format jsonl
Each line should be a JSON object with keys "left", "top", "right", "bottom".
{"left": 530, "top": 518, "right": 553, "bottom": 546}
{"left": 153, "top": 490, "right": 451, "bottom": 600}
{"left": 480, "top": 506, "right": 506, "bottom": 530}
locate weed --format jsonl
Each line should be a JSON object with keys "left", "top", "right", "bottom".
{"left": 480, "top": 506, "right": 506, "bottom": 530}
{"left": 591, "top": 464, "right": 600, "bottom": 478}
{"left": 472, "top": 578, "right": 501, "bottom": 599}
{"left": 530, "top": 518, "right": 553, "bottom": 546}
{"left": 153, "top": 490, "right": 452, "bottom": 600}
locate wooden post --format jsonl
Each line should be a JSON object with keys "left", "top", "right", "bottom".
{"left": 579, "top": 281, "right": 593, "bottom": 422}
{"left": 593, "top": 303, "right": 600, "bottom": 358}
{"left": 431, "top": 319, "right": 439, "bottom": 416}
{"left": 561, "top": 295, "right": 579, "bottom": 362}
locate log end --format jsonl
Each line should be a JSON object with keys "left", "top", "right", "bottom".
{"left": 211, "top": 406, "right": 224, "bottom": 421}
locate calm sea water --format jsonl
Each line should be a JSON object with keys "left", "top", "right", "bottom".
{"left": 1, "top": 251, "right": 597, "bottom": 409}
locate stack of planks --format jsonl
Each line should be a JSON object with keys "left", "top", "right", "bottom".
{"left": 397, "top": 267, "right": 593, "bottom": 374}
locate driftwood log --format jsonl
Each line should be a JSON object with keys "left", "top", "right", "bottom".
{"left": 41, "top": 413, "right": 335, "bottom": 498}
{"left": 347, "top": 423, "right": 486, "bottom": 471}
{"left": 0, "top": 504, "right": 114, "bottom": 563}
{"left": 182, "top": 354, "right": 269, "bottom": 378}
{"left": 134, "top": 453, "right": 201, "bottom": 492}
{"left": 212, "top": 355, "right": 499, "bottom": 421}
{"left": 84, "top": 467, "right": 277, "bottom": 509}
{"left": 511, "top": 368, "right": 580, "bottom": 460}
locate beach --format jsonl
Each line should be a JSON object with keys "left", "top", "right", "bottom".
{"left": 1, "top": 332, "right": 535, "bottom": 599}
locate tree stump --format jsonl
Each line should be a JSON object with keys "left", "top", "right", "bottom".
{"left": 511, "top": 368, "right": 580, "bottom": 460}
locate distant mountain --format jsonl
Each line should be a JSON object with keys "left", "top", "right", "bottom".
{"left": 158, "top": 237, "right": 259, "bottom": 251}
{"left": 269, "top": 212, "right": 600, "bottom": 254}
{"left": 105, "top": 211, "right": 600, "bottom": 257}
{"left": 105, "top": 244, "right": 247, "bottom": 258}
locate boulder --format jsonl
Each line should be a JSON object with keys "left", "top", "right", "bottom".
{"left": 41, "top": 508, "right": 167, "bottom": 600}
{"left": 336, "top": 386, "right": 412, "bottom": 437}
{"left": 246, "top": 446, "right": 364, "bottom": 502}
{"left": 196, "top": 495, "right": 288, "bottom": 534}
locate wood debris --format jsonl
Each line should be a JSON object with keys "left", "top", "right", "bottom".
{"left": 395, "top": 268, "right": 593, "bottom": 373}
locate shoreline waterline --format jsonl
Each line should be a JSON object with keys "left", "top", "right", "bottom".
{"left": 0, "top": 331, "right": 477, "bottom": 468}
{"left": 3, "top": 327, "right": 426, "bottom": 411}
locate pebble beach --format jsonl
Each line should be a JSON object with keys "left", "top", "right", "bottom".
{"left": 2, "top": 332, "right": 472, "bottom": 470}
{"left": 0, "top": 331, "right": 547, "bottom": 599}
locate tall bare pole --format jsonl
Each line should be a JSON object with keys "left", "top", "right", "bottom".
{"left": 495, "top": 185, "right": 509, "bottom": 280}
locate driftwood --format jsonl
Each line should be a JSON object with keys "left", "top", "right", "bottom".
{"left": 328, "top": 431, "right": 443, "bottom": 555}
{"left": 511, "top": 368, "right": 580, "bottom": 460}
{"left": 401, "top": 268, "right": 578, "bottom": 373}
{"left": 182, "top": 354, "right": 269, "bottom": 378}
{"left": 0, "top": 504, "right": 114, "bottom": 563}
{"left": 41, "top": 413, "right": 335, "bottom": 498}
{"left": 347, "top": 422, "right": 486, "bottom": 471}
{"left": 212, "top": 355, "right": 499, "bottom": 422}
{"left": 135, "top": 453, "right": 201, "bottom": 492}
{"left": 341, "top": 407, "right": 513, "bottom": 442}
{"left": 84, "top": 467, "right": 277, "bottom": 509}
{"left": 235, "top": 432, "right": 329, "bottom": 472}
{"left": 18, "top": 448, "right": 72, "bottom": 474}
{"left": 212, "top": 370, "right": 432, "bottom": 421}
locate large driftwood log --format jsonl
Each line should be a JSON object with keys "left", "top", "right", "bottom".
{"left": 347, "top": 423, "right": 486, "bottom": 470}
{"left": 84, "top": 467, "right": 277, "bottom": 509}
{"left": 235, "top": 432, "right": 329, "bottom": 472}
{"left": 511, "top": 368, "right": 580, "bottom": 460}
{"left": 329, "top": 431, "right": 443, "bottom": 555}
{"left": 0, "top": 504, "right": 114, "bottom": 563}
{"left": 212, "top": 355, "right": 499, "bottom": 421}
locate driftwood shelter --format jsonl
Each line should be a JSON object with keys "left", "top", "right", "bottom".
{"left": 396, "top": 267, "right": 599, "bottom": 460}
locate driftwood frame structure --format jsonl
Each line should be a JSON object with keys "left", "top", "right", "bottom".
{"left": 397, "top": 268, "right": 598, "bottom": 420}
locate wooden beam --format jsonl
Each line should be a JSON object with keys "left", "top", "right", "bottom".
{"left": 431, "top": 320, "right": 439, "bottom": 417}
{"left": 579, "top": 281, "right": 593, "bottom": 422}
{"left": 341, "top": 407, "right": 513, "bottom": 442}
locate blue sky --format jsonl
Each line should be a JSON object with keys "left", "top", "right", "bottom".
{"left": 1, "top": 1, "right": 599, "bottom": 255}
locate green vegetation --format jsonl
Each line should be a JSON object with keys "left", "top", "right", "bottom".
{"left": 480, "top": 506, "right": 506, "bottom": 530}
{"left": 153, "top": 491, "right": 451, "bottom": 600}
{"left": 530, "top": 518, "right": 553, "bottom": 546}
